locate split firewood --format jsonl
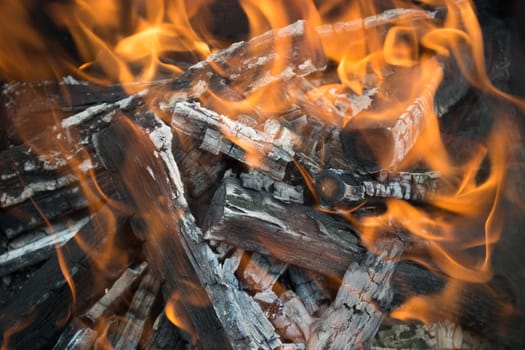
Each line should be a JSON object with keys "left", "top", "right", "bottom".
{"left": 0, "top": 92, "right": 141, "bottom": 210}
{"left": 0, "top": 170, "right": 113, "bottom": 240}
{"left": 308, "top": 238, "right": 405, "bottom": 349}
{"left": 84, "top": 261, "right": 148, "bottom": 324}
{"left": 0, "top": 216, "right": 90, "bottom": 276}
{"left": 1, "top": 78, "right": 162, "bottom": 144}
{"left": 253, "top": 290, "right": 314, "bottom": 343}
{"left": 340, "top": 56, "right": 464, "bottom": 173}
{"left": 154, "top": 19, "right": 326, "bottom": 108}
{"left": 172, "top": 101, "right": 296, "bottom": 180}
{"left": 0, "top": 205, "right": 130, "bottom": 350}
{"left": 52, "top": 319, "right": 98, "bottom": 350}
{"left": 95, "top": 114, "right": 281, "bottom": 350}
{"left": 314, "top": 168, "right": 443, "bottom": 207}
{"left": 109, "top": 271, "right": 160, "bottom": 350}
{"left": 205, "top": 176, "right": 365, "bottom": 278}
{"left": 172, "top": 132, "right": 227, "bottom": 197}
{"left": 239, "top": 252, "right": 288, "bottom": 293}
{"left": 239, "top": 169, "right": 304, "bottom": 204}
{"left": 287, "top": 267, "right": 331, "bottom": 317}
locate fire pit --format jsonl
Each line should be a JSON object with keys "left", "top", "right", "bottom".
{"left": 1, "top": 0, "right": 524, "bottom": 349}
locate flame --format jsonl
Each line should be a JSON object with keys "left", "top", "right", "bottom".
{"left": 2, "top": 0, "right": 524, "bottom": 343}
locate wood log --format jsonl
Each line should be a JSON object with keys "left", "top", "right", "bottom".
{"left": 308, "top": 239, "right": 404, "bottom": 349}
{"left": 0, "top": 205, "right": 130, "bottom": 350}
{"left": 314, "top": 168, "right": 443, "bottom": 207}
{"left": 0, "top": 170, "right": 113, "bottom": 239}
{"left": 204, "top": 176, "right": 365, "bottom": 278}
{"left": 0, "top": 216, "right": 90, "bottom": 276}
{"left": 172, "top": 101, "right": 295, "bottom": 180}
{"left": 340, "top": 57, "right": 454, "bottom": 173}
{"left": 287, "top": 267, "right": 331, "bottom": 317}
{"left": 84, "top": 261, "right": 148, "bottom": 324}
{"left": 95, "top": 114, "right": 281, "bottom": 350}
{"left": 109, "top": 271, "right": 160, "bottom": 350}
{"left": 1, "top": 79, "right": 159, "bottom": 145}
{"left": 153, "top": 19, "right": 326, "bottom": 108}
{"left": 52, "top": 319, "right": 98, "bottom": 350}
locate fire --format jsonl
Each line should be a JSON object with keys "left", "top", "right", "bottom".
{"left": 1, "top": 0, "right": 523, "bottom": 346}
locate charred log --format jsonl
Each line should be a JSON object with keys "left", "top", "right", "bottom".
{"left": 95, "top": 114, "right": 281, "bottom": 350}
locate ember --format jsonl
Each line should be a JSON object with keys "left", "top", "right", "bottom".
{"left": 1, "top": 0, "right": 524, "bottom": 349}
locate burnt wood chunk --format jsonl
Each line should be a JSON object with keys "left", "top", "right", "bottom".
{"left": 308, "top": 239, "right": 404, "bottom": 349}
{"left": 341, "top": 58, "right": 443, "bottom": 172}
{"left": 95, "top": 114, "right": 281, "bottom": 350}
{"left": 315, "top": 169, "right": 442, "bottom": 207}
{"left": 109, "top": 272, "right": 160, "bottom": 350}
{"left": 143, "top": 313, "right": 188, "bottom": 350}
{"left": 84, "top": 261, "right": 148, "bottom": 324}
{"left": 52, "top": 321, "right": 98, "bottom": 350}
{"left": 153, "top": 19, "right": 326, "bottom": 106}
{"left": 205, "top": 176, "right": 365, "bottom": 278}
{"left": 0, "top": 217, "right": 90, "bottom": 276}
{"left": 0, "top": 206, "right": 130, "bottom": 350}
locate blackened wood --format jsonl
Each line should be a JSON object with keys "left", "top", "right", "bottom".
{"left": 308, "top": 239, "right": 404, "bottom": 349}
{"left": 205, "top": 177, "right": 365, "bottom": 278}
{"left": 154, "top": 19, "right": 326, "bottom": 106}
{"left": 84, "top": 261, "right": 148, "bottom": 324}
{"left": 110, "top": 272, "right": 160, "bottom": 350}
{"left": 0, "top": 217, "right": 90, "bottom": 276}
{"left": 172, "top": 101, "right": 294, "bottom": 180}
{"left": 287, "top": 267, "right": 330, "bottom": 317}
{"left": 0, "top": 93, "right": 140, "bottom": 209}
{"left": 95, "top": 115, "right": 281, "bottom": 350}
{"left": 341, "top": 58, "right": 449, "bottom": 173}
{"left": 172, "top": 132, "right": 226, "bottom": 197}
{"left": 315, "top": 169, "right": 442, "bottom": 207}
{"left": 143, "top": 313, "right": 188, "bottom": 350}
{"left": 0, "top": 206, "right": 130, "bottom": 350}
{"left": 2, "top": 79, "right": 135, "bottom": 144}
{"left": 52, "top": 319, "right": 97, "bottom": 350}
{"left": 0, "top": 170, "right": 113, "bottom": 239}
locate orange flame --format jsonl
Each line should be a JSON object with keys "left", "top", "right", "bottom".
{"left": 2, "top": 0, "right": 524, "bottom": 340}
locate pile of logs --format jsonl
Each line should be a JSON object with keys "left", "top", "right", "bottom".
{"left": 0, "top": 4, "right": 523, "bottom": 350}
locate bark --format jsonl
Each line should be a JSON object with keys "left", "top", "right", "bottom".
{"left": 205, "top": 176, "right": 365, "bottom": 278}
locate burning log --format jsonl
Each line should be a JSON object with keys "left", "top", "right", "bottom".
{"left": 84, "top": 261, "right": 148, "bottom": 324}
{"left": 308, "top": 239, "right": 404, "bottom": 348}
{"left": 172, "top": 101, "right": 295, "bottom": 180}
{"left": 0, "top": 206, "right": 130, "bottom": 350}
{"left": 340, "top": 56, "right": 466, "bottom": 173}
{"left": 0, "top": 216, "right": 90, "bottom": 276}
{"left": 315, "top": 168, "right": 442, "bottom": 207}
{"left": 0, "top": 170, "right": 113, "bottom": 240}
{"left": 108, "top": 271, "right": 160, "bottom": 350}
{"left": 205, "top": 176, "right": 365, "bottom": 278}
{"left": 52, "top": 320, "right": 98, "bottom": 350}
{"left": 95, "top": 114, "right": 281, "bottom": 349}
{"left": 287, "top": 267, "right": 331, "bottom": 317}
{"left": 154, "top": 19, "right": 326, "bottom": 106}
